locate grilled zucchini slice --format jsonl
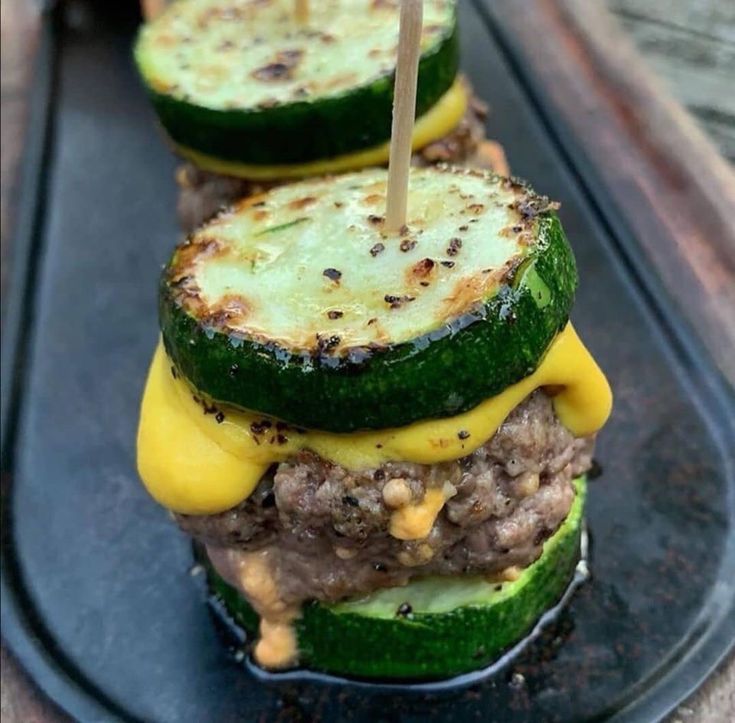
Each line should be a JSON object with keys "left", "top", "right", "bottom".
{"left": 160, "top": 167, "right": 576, "bottom": 431}
{"left": 135, "top": 0, "right": 458, "bottom": 165}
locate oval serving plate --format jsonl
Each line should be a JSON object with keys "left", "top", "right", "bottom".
{"left": 2, "top": 2, "right": 733, "bottom": 722}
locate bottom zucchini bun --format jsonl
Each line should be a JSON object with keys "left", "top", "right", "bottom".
{"left": 136, "top": 166, "right": 611, "bottom": 677}
{"left": 204, "top": 476, "right": 586, "bottom": 680}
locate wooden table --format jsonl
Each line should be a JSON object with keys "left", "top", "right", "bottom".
{"left": 2, "top": 1, "right": 734, "bottom": 720}
{"left": 607, "top": 0, "right": 735, "bottom": 164}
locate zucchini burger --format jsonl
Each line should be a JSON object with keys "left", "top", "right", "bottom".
{"left": 134, "top": 0, "right": 504, "bottom": 231}
{"left": 137, "top": 166, "right": 612, "bottom": 678}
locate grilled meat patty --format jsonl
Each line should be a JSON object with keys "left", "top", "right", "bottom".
{"left": 177, "top": 391, "right": 593, "bottom": 605}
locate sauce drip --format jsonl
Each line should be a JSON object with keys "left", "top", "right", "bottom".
{"left": 207, "top": 547, "right": 299, "bottom": 669}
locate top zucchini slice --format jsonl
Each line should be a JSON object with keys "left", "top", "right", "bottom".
{"left": 160, "top": 167, "right": 577, "bottom": 432}
{"left": 134, "top": 0, "right": 458, "bottom": 165}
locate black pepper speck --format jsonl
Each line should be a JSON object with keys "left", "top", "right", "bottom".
{"left": 447, "top": 237, "right": 462, "bottom": 256}
{"left": 396, "top": 602, "right": 413, "bottom": 618}
{"left": 323, "top": 268, "right": 342, "bottom": 282}
{"left": 370, "top": 242, "right": 385, "bottom": 257}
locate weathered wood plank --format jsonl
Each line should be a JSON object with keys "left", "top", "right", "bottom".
{"left": 607, "top": 0, "right": 735, "bottom": 43}
{"left": 668, "top": 655, "right": 735, "bottom": 723}
{"left": 0, "top": 0, "right": 41, "bottom": 313}
{"left": 612, "top": 7, "right": 735, "bottom": 160}
{"left": 0, "top": 649, "right": 70, "bottom": 723}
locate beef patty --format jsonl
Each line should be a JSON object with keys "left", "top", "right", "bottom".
{"left": 178, "top": 391, "right": 594, "bottom": 605}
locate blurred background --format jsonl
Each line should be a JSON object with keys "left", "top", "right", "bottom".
{"left": 1, "top": 0, "right": 733, "bottom": 721}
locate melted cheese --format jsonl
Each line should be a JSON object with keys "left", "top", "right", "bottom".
{"left": 137, "top": 324, "right": 612, "bottom": 515}
{"left": 390, "top": 488, "right": 448, "bottom": 540}
{"left": 174, "top": 79, "right": 468, "bottom": 180}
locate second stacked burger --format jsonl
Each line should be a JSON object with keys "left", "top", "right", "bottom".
{"left": 135, "top": 0, "right": 505, "bottom": 230}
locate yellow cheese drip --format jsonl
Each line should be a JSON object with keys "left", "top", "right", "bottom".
{"left": 136, "top": 323, "right": 612, "bottom": 515}
{"left": 173, "top": 79, "right": 468, "bottom": 180}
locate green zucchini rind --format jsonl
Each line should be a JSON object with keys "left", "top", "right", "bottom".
{"left": 160, "top": 167, "right": 577, "bottom": 432}
{"left": 134, "top": 0, "right": 458, "bottom": 165}
{"left": 206, "top": 477, "right": 586, "bottom": 680}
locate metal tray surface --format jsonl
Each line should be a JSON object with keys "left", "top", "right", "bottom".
{"left": 1, "top": 2, "right": 733, "bottom": 722}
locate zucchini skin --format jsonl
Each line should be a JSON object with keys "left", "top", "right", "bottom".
{"left": 135, "top": 24, "right": 458, "bottom": 166}
{"left": 159, "top": 213, "right": 577, "bottom": 433}
{"left": 207, "top": 478, "right": 586, "bottom": 680}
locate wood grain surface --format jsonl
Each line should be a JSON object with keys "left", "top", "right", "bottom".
{"left": 0, "top": 0, "right": 41, "bottom": 321}
{"left": 607, "top": 0, "right": 735, "bottom": 162}
{"left": 1, "top": 0, "right": 733, "bottom": 720}
{"left": 607, "top": 0, "right": 735, "bottom": 161}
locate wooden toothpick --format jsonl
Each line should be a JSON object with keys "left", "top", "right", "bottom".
{"left": 141, "top": 0, "right": 168, "bottom": 22}
{"left": 295, "top": 0, "right": 310, "bottom": 24}
{"left": 385, "top": 0, "right": 423, "bottom": 232}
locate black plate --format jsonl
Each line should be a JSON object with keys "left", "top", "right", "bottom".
{"left": 2, "top": 2, "right": 734, "bottom": 721}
